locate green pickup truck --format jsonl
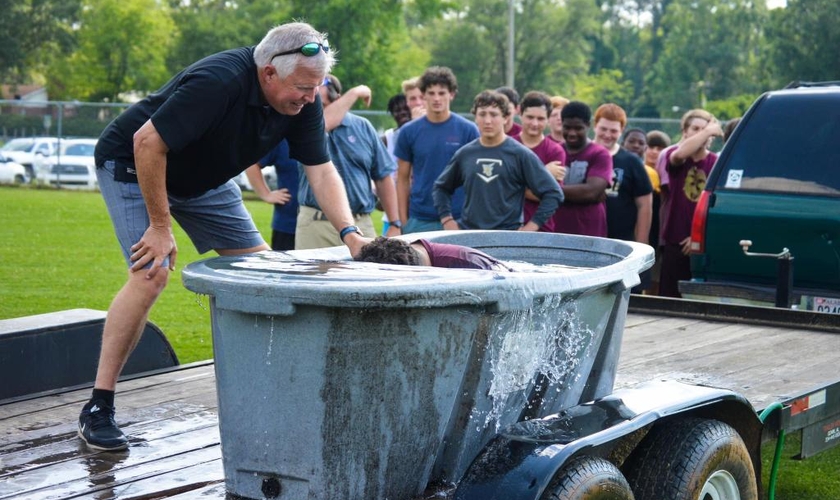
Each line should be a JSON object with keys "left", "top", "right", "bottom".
{"left": 681, "top": 82, "right": 840, "bottom": 313}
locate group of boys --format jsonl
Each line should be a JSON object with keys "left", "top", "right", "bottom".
{"left": 241, "top": 62, "right": 725, "bottom": 299}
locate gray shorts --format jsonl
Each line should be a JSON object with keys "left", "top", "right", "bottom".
{"left": 97, "top": 160, "right": 265, "bottom": 267}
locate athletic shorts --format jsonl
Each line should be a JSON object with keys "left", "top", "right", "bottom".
{"left": 97, "top": 160, "right": 265, "bottom": 267}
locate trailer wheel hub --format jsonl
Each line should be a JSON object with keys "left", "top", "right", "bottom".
{"left": 700, "top": 469, "right": 740, "bottom": 500}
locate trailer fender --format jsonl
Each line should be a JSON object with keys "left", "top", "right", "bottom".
{"left": 454, "top": 379, "right": 760, "bottom": 500}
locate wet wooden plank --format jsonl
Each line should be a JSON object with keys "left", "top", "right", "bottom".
{"left": 0, "top": 363, "right": 223, "bottom": 499}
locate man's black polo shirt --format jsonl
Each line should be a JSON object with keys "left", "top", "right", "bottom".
{"left": 95, "top": 46, "right": 328, "bottom": 198}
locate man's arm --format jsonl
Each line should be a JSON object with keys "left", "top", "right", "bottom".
{"left": 245, "top": 163, "right": 291, "bottom": 205}
{"left": 560, "top": 177, "right": 609, "bottom": 204}
{"left": 432, "top": 161, "right": 461, "bottom": 230}
{"left": 303, "top": 161, "right": 369, "bottom": 255}
{"left": 373, "top": 175, "right": 401, "bottom": 237}
{"left": 396, "top": 159, "right": 413, "bottom": 226}
{"left": 323, "top": 85, "right": 372, "bottom": 131}
{"left": 522, "top": 156, "right": 564, "bottom": 231}
{"left": 634, "top": 193, "right": 653, "bottom": 244}
{"left": 671, "top": 120, "right": 723, "bottom": 166}
{"left": 132, "top": 119, "right": 177, "bottom": 278}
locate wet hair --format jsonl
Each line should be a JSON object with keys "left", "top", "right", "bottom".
{"left": 520, "top": 91, "right": 552, "bottom": 116}
{"left": 723, "top": 117, "right": 741, "bottom": 143}
{"left": 355, "top": 237, "right": 421, "bottom": 266}
{"left": 471, "top": 90, "right": 511, "bottom": 117}
{"left": 594, "top": 103, "right": 627, "bottom": 129}
{"left": 561, "top": 101, "right": 592, "bottom": 124}
{"left": 419, "top": 66, "right": 458, "bottom": 94}
{"left": 680, "top": 109, "right": 714, "bottom": 132}
{"left": 622, "top": 127, "right": 647, "bottom": 144}
{"left": 254, "top": 22, "right": 335, "bottom": 79}
{"left": 494, "top": 86, "right": 520, "bottom": 107}
{"left": 387, "top": 94, "right": 408, "bottom": 116}
{"left": 646, "top": 130, "right": 671, "bottom": 149}
{"left": 323, "top": 74, "right": 341, "bottom": 102}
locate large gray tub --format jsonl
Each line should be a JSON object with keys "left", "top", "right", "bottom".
{"left": 182, "top": 231, "right": 653, "bottom": 500}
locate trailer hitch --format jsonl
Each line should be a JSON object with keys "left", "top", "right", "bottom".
{"left": 739, "top": 240, "right": 794, "bottom": 308}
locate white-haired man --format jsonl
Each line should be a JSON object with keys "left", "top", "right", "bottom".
{"left": 81, "top": 22, "right": 367, "bottom": 451}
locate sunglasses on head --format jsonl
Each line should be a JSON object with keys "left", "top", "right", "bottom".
{"left": 271, "top": 42, "right": 330, "bottom": 60}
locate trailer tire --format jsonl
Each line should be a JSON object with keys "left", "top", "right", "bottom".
{"left": 623, "top": 418, "right": 757, "bottom": 500}
{"left": 541, "top": 455, "right": 635, "bottom": 500}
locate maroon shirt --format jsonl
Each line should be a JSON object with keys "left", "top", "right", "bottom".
{"left": 513, "top": 134, "right": 566, "bottom": 232}
{"left": 417, "top": 239, "right": 509, "bottom": 270}
{"left": 660, "top": 148, "right": 718, "bottom": 244}
{"left": 553, "top": 142, "right": 613, "bottom": 237}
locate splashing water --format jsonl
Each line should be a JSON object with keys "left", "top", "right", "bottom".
{"left": 478, "top": 295, "right": 594, "bottom": 433}
{"left": 266, "top": 316, "right": 275, "bottom": 365}
{"left": 193, "top": 293, "right": 209, "bottom": 311}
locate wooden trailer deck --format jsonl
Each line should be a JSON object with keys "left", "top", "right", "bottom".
{"left": 2, "top": 298, "right": 839, "bottom": 499}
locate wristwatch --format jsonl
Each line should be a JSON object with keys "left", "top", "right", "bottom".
{"left": 391, "top": 220, "right": 403, "bottom": 229}
{"left": 339, "top": 225, "right": 363, "bottom": 242}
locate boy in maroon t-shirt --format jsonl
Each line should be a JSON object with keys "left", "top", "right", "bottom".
{"left": 552, "top": 101, "right": 613, "bottom": 237}
{"left": 513, "top": 91, "right": 567, "bottom": 232}
{"left": 355, "top": 237, "right": 510, "bottom": 271}
{"left": 659, "top": 109, "right": 723, "bottom": 297}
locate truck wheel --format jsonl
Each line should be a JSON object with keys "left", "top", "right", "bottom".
{"left": 623, "top": 418, "right": 757, "bottom": 500}
{"left": 541, "top": 455, "right": 634, "bottom": 500}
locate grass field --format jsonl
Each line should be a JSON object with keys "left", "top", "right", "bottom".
{"left": 0, "top": 185, "right": 837, "bottom": 498}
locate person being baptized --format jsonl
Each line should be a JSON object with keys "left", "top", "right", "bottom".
{"left": 355, "top": 237, "right": 511, "bottom": 271}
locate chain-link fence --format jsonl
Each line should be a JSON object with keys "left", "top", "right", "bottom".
{"left": 0, "top": 99, "right": 682, "bottom": 145}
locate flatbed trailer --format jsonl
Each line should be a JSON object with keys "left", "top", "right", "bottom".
{"left": 0, "top": 296, "right": 838, "bottom": 499}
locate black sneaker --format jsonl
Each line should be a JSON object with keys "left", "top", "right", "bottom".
{"left": 78, "top": 400, "right": 128, "bottom": 451}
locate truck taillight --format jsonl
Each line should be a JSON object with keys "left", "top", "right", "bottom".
{"left": 690, "top": 190, "right": 711, "bottom": 254}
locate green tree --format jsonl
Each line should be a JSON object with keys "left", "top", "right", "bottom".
{"left": 0, "top": 0, "right": 81, "bottom": 84}
{"left": 646, "top": 0, "right": 767, "bottom": 116}
{"left": 765, "top": 0, "right": 840, "bottom": 88}
{"left": 289, "top": 0, "right": 414, "bottom": 108}
{"left": 166, "top": 0, "right": 292, "bottom": 75}
{"left": 48, "top": 0, "right": 177, "bottom": 101}
{"left": 569, "top": 69, "right": 634, "bottom": 107}
{"left": 419, "top": 0, "right": 600, "bottom": 112}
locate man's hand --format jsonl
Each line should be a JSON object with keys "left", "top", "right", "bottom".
{"left": 443, "top": 219, "right": 460, "bottom": 231}
{"left": 343, "top": 232, "right": 372, "bottom": 258}
{"left": 261, "top": 188, "right": 291, "bottom": 205}
{"left": 347, "top": 85, "right": 372, "bottom": 108}
{"left": 130, "top": 225, "right": 178, "bottom": 279}
{"left": 680, "top": 236, "right": 692, "bottom": 255}
{"left": 518, "top": 221, "right": 540, "bottom": 232}
{"left": 385, "top": 225, "right": 402, "bottom": 237}
{"left": 546, "top": 161, "right": 566, "bottom": 184}
{"left": 411, "top": 106, "right": 426, "bottom": 120}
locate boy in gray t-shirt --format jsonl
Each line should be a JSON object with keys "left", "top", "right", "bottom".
{"left": 433, "top": 90, "right": 563, "bottom": 231}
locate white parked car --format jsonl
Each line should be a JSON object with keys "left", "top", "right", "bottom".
{"left": 0, "top": 153, "right": 29, "bottom": 184}
{"left": 36, "top": 138, "right": 98, "bottom": 190}
{"left": 0, "top": 137, "right": 59, "bottom": 181}
{"left": 235, "top": 165, "right": 277, "bottom": 192}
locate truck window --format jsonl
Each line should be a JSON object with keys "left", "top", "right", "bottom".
{"left": 715, "top": 93, "right": 840, "bottom": 197}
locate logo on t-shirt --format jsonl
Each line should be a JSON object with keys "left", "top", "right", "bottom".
{"left": 684, "top": 166, "right": 707, "bottom": 201}
{"left": 476, "top": 158, "right": 502, "bottom": 183}
{"left": 608, "top": 168, "right": 624, "bottom": 197}
{"left": 567, "top": 160, "right": 588, "bottom": 185}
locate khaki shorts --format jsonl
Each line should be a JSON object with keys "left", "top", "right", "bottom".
{"left": 294, "top": 205, "right": 376, "bottom": 250}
